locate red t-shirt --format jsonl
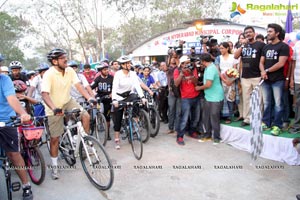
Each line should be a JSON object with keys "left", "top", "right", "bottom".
{"left": 173, "top": 68, "right": 199, "bottom": 99}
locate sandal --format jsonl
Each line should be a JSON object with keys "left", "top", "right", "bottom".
{"left": 115, "top": 138, "right": 120, "bottom": 150}
{"left": 234, "top": 117, "right": 243, "bottom": 122}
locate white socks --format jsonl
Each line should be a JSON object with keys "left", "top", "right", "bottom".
{"left": 51, "top": 157, "right": 58, "bottom": 166}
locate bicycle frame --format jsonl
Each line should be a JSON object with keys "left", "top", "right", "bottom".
{"left": 60, "top": 113, "right": 100, "bottom": 165}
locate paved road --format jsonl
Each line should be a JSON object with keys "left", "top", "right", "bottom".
{"left": 12, "top": 123, "right": 300, "bottom": 200}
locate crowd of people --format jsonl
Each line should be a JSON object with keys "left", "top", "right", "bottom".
{"left": 1, "top": 22, "right": 300, "bottom": 200}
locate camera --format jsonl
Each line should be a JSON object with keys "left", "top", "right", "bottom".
{"left": 200, "top": 35, "right": 214, "bottom": 46}
{"left": 168, "top": 40, "right": 185, "bottom": 56}
{"left": 185, "top": 64, "right": 194, "bottom": 71}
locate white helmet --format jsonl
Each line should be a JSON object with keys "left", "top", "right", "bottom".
{"left": 117, "top": 55, "right": 131, "bottom": 64}
{"left": 9, "top": 61, "right": 23, "bottom": 69}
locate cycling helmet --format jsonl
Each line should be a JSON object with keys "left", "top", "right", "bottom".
{"left": 9, "top": 61, "right": 23, "bottom": 69}
{"left": 13, "top": 80, "right": 27, "bottom": 93}
{"left": 100, "top": 58, "right": 109, "bottom": 64}
{"left": 37, "top": 63, "right": 50, "bottom": 72}
{"left": 67, "top": 60, "right": 78, "bottom": 67}
{"left": 96, "top": 63, "right": 109, "bottom": 71}
{"left": 117, "top": 55, "right": 131, "bottom": 64}
{"left": 47, "top": 48, "right": 67, "bottom": 63}
{"left": 0, "top": 53, "right": 5, "bottom": 62}
{"left": 27, "top": 70, "right": 36, "bottom": 76}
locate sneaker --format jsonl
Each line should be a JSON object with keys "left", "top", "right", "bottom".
{"left": 289, "top": 127, "right": 300, "bottom": 134}
{"left": 22, "top": 185, "right": 33, "bottom": 200}
{"left": 51, "top": 167, "right": 59, "bottom": 180}
{"left": 176, "top": 137, "right": 185, "bottom": 145}
{"left": 213, "top": 139, "right": 220, "bottom": 145}
{"left": 198, "top": 134, "right": 212, "bottom": 142}
{"left": 189, "top": 132, "right": 200, "bottom": 139}
{"left": 167, "top": 130, "right": 175, "bottom": 134}
{"left": 270, "top": 126, "right": 281, "bottom": 136}
{"left": 262, "top": 122, "right": 271, "bottom": 131}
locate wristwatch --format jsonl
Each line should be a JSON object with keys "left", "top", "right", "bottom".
{"left": 265, "top": 69, "right": 270, "bottom": 73}
{"left": 286, "top": 78, "right": 289, "bottom": 81}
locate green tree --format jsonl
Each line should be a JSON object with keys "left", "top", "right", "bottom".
{"left": 0, "top": 11, "right": 25, "bottom": 64}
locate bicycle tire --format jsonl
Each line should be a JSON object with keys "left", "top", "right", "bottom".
{"left": 149, "top": 108, "right": 160, "bottom": 138}
{"left": 137, "top": 109, "right": 150, "bottom": 143}
{"left": 130, "top": 119, "right": 143, "bottom": 160}
{"left": 93, "top": 112, "right": 108, "bottom": 146}
{"left": 44, "top": 120, "right": 51, "bottom": 153}
{"left": 0, "top": 168, "right": 9, "bottom": 200}
{"left": 59, "top": 133, "right": 76, "bottom": 166}
{"left": 79, "top": 135, "right": 114, "bottom": 190}
{"left": 26, "top": 147, "right": 46, "bottom": 185}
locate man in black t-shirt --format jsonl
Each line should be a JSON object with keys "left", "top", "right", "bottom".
{"left": 259, "top": 23, "right": 289, "bottom": 136}
{"left": 234, "top": 26, "right": 265, "bottom": 127}
{"left": 9, "top": 61, "right": 29, "bottom": 85}
{"left": 91, "top": 64, "right": 113, "bottom": 140}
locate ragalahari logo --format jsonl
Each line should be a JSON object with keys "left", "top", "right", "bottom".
{"left": 230, "top": 2, "right": 246, "bottom": 18}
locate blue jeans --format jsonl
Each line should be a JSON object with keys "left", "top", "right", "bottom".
{"left": 168, "top": 94, "right": 181, "bottom": 131}
{"left": 262, "top": 80, "right": 284, "bottom": 128}
{"left": 177, "top": 97, "right": 200, "bottom": 138}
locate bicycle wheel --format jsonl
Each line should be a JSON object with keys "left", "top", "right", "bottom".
{"left": 137, "top": 109, "right": 150, "bottom": 143}
{"left": 130, "top": 119, "right": 143, "bottom": 160}
{"left": 59, "top": 133, "right": 76, "bottom": 166}
{"left": 79, "top": 135, "right": 114, "bottom": 190}
{"left": 26, "top": 147, "right": 46, "bottom": 185}
{"left": 43, "top": 120, "right": 51, "bottom": 152}
{"left": 93, "top": 112, "right": 108, "bottom": 146}
{"left": 149, "top": 108, "right": 160, "bottom": 138}
{"left": 0, "top": 168, "right": 9, "bottom": 200}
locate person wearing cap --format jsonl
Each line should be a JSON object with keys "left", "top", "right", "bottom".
{"left": 0, "top": 66, "right": 9, "bottom": 75}
{"left": 173, "top": 55, "right": 200, "bottom": 145}
{"left": 91, "top": 63, "right": 114, "bottom": 140}
{"left": 83, "top": 63, "right": 97, "bottom": 84}
{"left": 69, "top": 60, "right": 94, "bottom": 104}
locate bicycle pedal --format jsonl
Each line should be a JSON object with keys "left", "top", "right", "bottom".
{"left": 12, "top": 182, "right": 21, "bottom": 191}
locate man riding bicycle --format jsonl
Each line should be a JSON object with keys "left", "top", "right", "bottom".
{"left": 41, "top": 48, "right": 96, "bottom": 180}
{"left": 0, "top": 66, "right": 33, "bottom": 200}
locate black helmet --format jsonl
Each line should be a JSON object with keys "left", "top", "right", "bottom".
{"left": 47, "top": 48, "right": 67, "bottom": 63}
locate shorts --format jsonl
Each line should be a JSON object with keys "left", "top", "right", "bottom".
{"left": 48, "top": 99, "right": 88, "bottom": 137}
{"left": 0, "top": 127, "right": 20, "bottom": 152}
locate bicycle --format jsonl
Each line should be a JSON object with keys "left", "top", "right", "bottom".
{"left": 58, "top": 108, "right": 114, "bottom": 190}
{"left": 118, "top": 100, "right": 143, "bottom": 160}
{"left": 82, "top": 96, "right": 109, "bottom": 146}
{"left": 134, "top": 100, "right": 151, "bottom": 143}
{"left": 0, "top": 148, "right": 21, "bottom": 200}
{"left": 11, "top": 117, "right": 46, "bottom": 185}
{"left": 144, "top": 89, "right": 160, "bottom": 138}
